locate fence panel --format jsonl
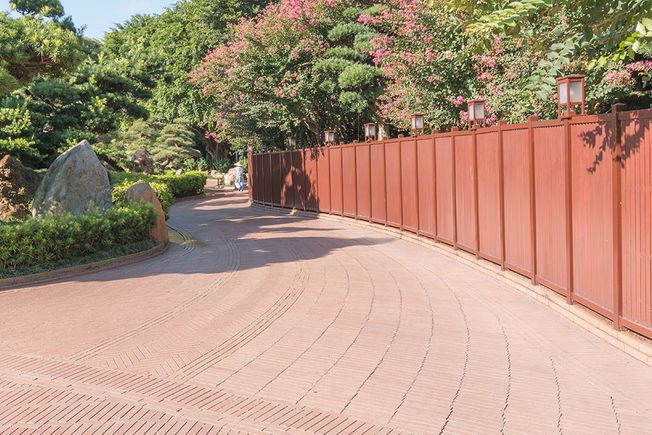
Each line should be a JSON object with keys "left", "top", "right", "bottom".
{"left": 317, "top": 148, "right": 331, "bottom": 213}
{"left": 252, "top": 154, "right": 260, "bottom": 202}
{"left": 435, "top": 136, "right": 455, "bottom": 244}
{"left": 342, "top": 146, "right": 357, "bottom": 217}
{"left": 291, "top": 150, "right": 306, "bottom": 210}
{"left": 401, "top": 139, "right": 419, "bottom": 233}
{"left": 356, "top": 144, "right": 371, "bottom": 220}
{"left": 271, "top": 153, "right": 282, "bottom": 206}
{"left": 385, "top": 140, "right": 402, "bottom": 228}
{"left": 330, "top": 147, "right": 343, "bottom": 215}
{"left": 370, "top": 143, "right": 387, "bottom": 224}
{"left": 534, "top": 124, "right": 569, "bottom": 295}
{"left": 502, "top": 127, "right": 533, "bottom": 276}
{"left": 280, "top": 152, "right": 293, "bottom": 208}
{"left": 417, "top": 137, "right": 436, "bottom": 238}
{"left": 263, "top": 152, "right": 272, "bottom": 205}
{"left": 571, "top": 119, "right": 615, "bottom": 316}
{"left": 304, "top": 149, "right": 319, "bottom": 211}
{"left": 621, "top": 112, "right": 652, "bottom": 335}
{"left": 455, "top": 133, "right": 477, "bottom": 253}
{"left": 477, "top": 130, "right": 502, "bottom": 263}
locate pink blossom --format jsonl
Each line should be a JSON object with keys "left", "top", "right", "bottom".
{"left": 604, "top": 70, "right": 635, "bottom": 87}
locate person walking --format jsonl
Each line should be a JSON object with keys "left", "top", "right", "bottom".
{"left": 234, "top": 162, "right": 246, "bottom": 191}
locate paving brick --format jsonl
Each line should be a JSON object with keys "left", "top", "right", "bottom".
{"left": 0, "top": 191, "right": 651, "bottom": 433}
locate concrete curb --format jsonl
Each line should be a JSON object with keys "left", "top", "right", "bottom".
{"left": 251, "top": 202, "right": 652, "bottom": 367}
{"left": 0, "top": 242, "right": 168, "bottom": 291}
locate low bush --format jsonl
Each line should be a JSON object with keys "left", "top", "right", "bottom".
{"left": 0, "top": 203, "right": 156, "bottom": 275}
{"left": 112, "top": 180, "right": 174, "bottom": 217}
{"left": 110, "top": 171, "right": 207, "bottom": 198}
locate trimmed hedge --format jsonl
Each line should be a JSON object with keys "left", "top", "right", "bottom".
{"left": 0, "top": 203, "right": 156, "bottom": 274}
{"left": 110, "top": 171, "right": 208, "bottom": 198}
{"left": 112, "top": 180, "right": 174, "bottom": 216}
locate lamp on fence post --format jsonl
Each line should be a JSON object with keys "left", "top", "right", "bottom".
{"left": 468, "top": 99, "right": 486, "bottom": 129}
{"left": 411, "top": 113, "right": 424, "bottom": 136}
{"left": 364, "top": 123, "right": 377, "bottom": 142}
{"left": 557, "top": 74, "right": 585, "bottom": 118}
{"left": 324, "top": 130, "right": 335, "bottom": 146}
{"left": 287, "top": 136, "right": 297, "bottom": 149}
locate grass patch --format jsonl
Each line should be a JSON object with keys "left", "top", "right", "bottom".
{"left": 0, "top": 240, "right": 156, "bottom": 279}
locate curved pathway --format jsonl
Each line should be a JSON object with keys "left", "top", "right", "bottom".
{"left": 1, "top": 192, "right": 652, "bottom": 434}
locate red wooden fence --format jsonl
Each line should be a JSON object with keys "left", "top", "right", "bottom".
{"left": 249, "top": 108, "right": 652, "bottom": 340}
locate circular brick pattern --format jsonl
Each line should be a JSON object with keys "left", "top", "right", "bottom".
{"left": 1, "top": 191, "right": 652, "bottom": 434}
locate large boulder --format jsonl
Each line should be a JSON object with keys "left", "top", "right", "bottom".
{"left": 224, "top": 167, "right": 238, "bottom": 186}
{"left": 0, "top": 155, "right": 42, "bottom": 220}
{"left": 125, "top": 182, "right": 168, "bottom": 244}
{"left": 32, "top": 140, "right": 113, "bottom": 218}
{"left": 132, "top": 148, "right": 154, "bottom": 175}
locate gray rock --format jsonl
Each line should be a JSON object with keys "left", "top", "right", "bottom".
{"left": 32, "top": 141, "right": 112, "bottom": 218}
{"left": 125, "top": 182, "right": 168, "bottom": 244}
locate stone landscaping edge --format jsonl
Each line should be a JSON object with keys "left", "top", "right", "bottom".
{"left": 0, "top": 241, "right": 168, "bottom": 291}
{"left": 251, "top": 201, "right": 652, "bottom": 367}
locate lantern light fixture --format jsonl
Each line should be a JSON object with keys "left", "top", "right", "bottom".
{"left": 411, "top": 114, "right": 425, "bottom": 136}
{"left": 287, "top": 136, "right": 297, "bottom": 149}
{"left": 467, "top": 99, "right": 487, "bottom": 129}
{"left": 557, "top": 74, "right": 585, "bottom": 118}
{"left": 364, "top": 123, "right": 377, "bottom": 142}
{"left": 324, "top": 130, "right": 335, "bottom": 145}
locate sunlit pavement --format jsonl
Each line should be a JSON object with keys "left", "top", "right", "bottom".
{"left": 1, "top": 191, "right": 651, "bottom": 434}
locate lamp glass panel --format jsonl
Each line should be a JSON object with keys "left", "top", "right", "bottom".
{"left": 559, "top": 82, "right": 568, "bottom": 104}
{"left": 468, "top": 104, "right": 475, "bottom": 120}
{"left": 474, "top": 103, "right": 485, "bottom": 120}
{"left": 413, "top": 115, "right": 424, "bottom": 129}
{"left": 570, "top": 80, "right": 583, "bottom": 103}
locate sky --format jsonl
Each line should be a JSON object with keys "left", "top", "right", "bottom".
{"left": 1, "top": 0, "right": 176, "bottom": 39}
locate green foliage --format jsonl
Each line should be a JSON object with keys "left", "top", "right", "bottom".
{"left": 11, "top": 0, "right": 65, "bottom": 18}
{"left": 214, "top": 157, "right": 233, "bottom": 173}
{"left": 110, "top": 171, "right": 208, "bottom": 198}
{"left": 112, "top": 180, "right": 173, "bottom": 216}
{"left": 0, "top": 9, "right": 83, "bottom": 94}
{"left": 0, "top": 202, "right": 156, "bottom": 275}
{"left": 0, "top": 106, "right": 38, "bottom": 160}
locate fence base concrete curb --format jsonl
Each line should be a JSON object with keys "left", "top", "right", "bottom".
{"left": 0, "top": 242, "right": 168, "bottom": 292}
{"left": 251, "top": 202, "right": 652, "bottom": 367}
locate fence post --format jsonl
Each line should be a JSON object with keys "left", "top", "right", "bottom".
{"left": 368, "top": 143, "right": 373, "bottom": 223}
{"left": 563, "top": 117, "right": 574, "bottom": 303}
{"left": 528, "top": 116, "right": 538, "bottom": 285}
{"left": 498, "top": 121, "right": 506, "bottom": 270}
{"left": 340, "top": 146, "right": 344, "bottom": 217}
{"left": 451, "top": 127, "right": 458, "bottom": 249}
{"left": 315, "top": 147, "right": 319, "bottom": 211}
{"left": 399, "top": 139, "right": 404, "bottom": 230}
{"left": 611, "top": 103, "right": 626, "bottom": 330}
{"left": 354, "top": 144, "right": 358, "bottom": 219}
{"left": 433, "top": 135, "right": 438, "bottom": 240}
{"left": 472, "top": 127, "right": 480, "bottom": 258}
{"left": 415, "top": 137, "right": 421, "bottom": 235}
{"left": 383, "top": 141, "right": 388, "bottom": 225}
{"left": 327, "top": 147, "right": 332, "bottom": 214}
{"left": 247, "top": 146, "right": 253, "bottom": 202}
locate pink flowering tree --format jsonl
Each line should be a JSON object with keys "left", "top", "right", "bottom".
{"left": 191, "top": 0, "right": 385, "bottom": 150}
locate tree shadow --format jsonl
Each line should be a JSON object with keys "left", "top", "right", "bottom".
{"left": 578, "top": 111, "right": 646, "bottom": 173}
{"left": 46, "top": 191, "right": 390, "bottom": 286}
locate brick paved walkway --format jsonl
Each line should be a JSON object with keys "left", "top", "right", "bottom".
{"left": 1, "top": 191, "right": 652, "bottom": 434}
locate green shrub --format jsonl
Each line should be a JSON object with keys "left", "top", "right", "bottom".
{"left": 109, "top": 171, "right": 207, "bottom": 198}
{"left": 0, "top": 203, "right": 156, "bottom": 274}
{"left": 155, "top": 171, "right": 207, "bottom": 197}
{"left": 112, "top": 180, "right": 173, "bottom": 217}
